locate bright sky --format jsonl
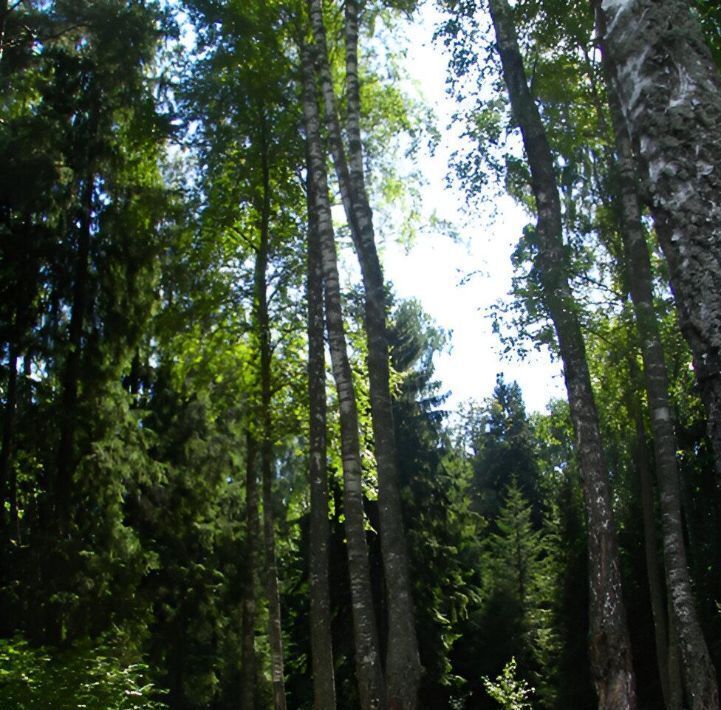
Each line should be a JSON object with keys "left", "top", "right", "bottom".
{"left": 379, "top": 4, "right": 564, "bottom": 413}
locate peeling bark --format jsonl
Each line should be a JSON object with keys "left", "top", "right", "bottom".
{"left": 593, "top": 0, "right": 721, "bottom": 596}
{"left": 488, "top": 1, "right": 636, "bottom": 706}
{"left": 342, "top": 7, "right": 421, "bottom": 705}
{"left": 605, "top": 68, "right": 718, "bottom": 710}
{"left": 301, "top": 37, "right": 386, "bottom": 710}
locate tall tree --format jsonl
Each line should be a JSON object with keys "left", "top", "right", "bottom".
{"left": 252, "top": 111, "right": 288, "bottom": 710}
{"left": 593, "top": 0, "right": 721, "bottom": 580}
{"left": 486, "top": 0, "right": 636, "bottom": 705}
{"left": 305, "top": 2, "right": 421, "bottom": 705}
{"left": 0, "top": 0, "right": 169, "bottom": 642}
{"left": 603, "top": 67, "right": 717, "bottom": 709}
{"left": 303, "top": 76, "right": 337, "bottom": 707}
{"left": 301, "top": 33, "right": 386, "bottom": 710}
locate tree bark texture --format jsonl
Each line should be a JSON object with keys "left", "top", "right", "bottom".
{"left": 306, "top": 3, "right": 421, "bottom": 705}
{"left": 254, "top": 121, "right": 287, "bottom": 710}
{"left": 607, "top": 73, "right": 719, "bottom": 710}
{"left": 301, "top": 36, "right": 386, "bottom": 710}
{"left": 488, "top": 1, "right": 636, "bottom": 707}
{"left": 302, "top": 40, "right": 337, "bottom": 710}
{"left": 593, "top": 0, "right": 721, "bottom": 555}
{"left": 241, "top": 432, "right": 259, "bottom": 710}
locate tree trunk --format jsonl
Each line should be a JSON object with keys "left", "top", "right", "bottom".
{"left": 56, "top": 173, "right": 93, "bottom": 530}
{"left": 255, "top": 118, "right": 287, "bottom": 710}
{"left": 0, "top": 0, "right": 9, "bottom": 65}
{"left": 667, "top": 598, "right": 684, "bottom": 710}
{"left": 306, "top": 3, "right": 421, "bottom": 705}
{"left": 593, "top": 0, "right": 721, "bottom": 595}
{"left": 342, "top": 6, "right": 421, "bottom": 707}
{"left": 1, "top": 345, "right": 18, "bottom": 535}
{"left": 606, "top": 70, "right": 718, "bottom": 710}
{"left": 488, "top": 1, "right": 636, "bottom": 706}
{"left": 241, "top": 432, "right": 259, "bottom": 710}
{"left": 625, "top": 378, "right": 680, "bottom": 709}
{"left": 301, "top": 36, "right": 386, "bottom": 710}
{"left": 302, "top": 41, "right": 337, "bottom": 710}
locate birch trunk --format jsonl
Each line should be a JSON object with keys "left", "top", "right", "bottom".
{"left": 606, "top": 71, "right": 719, "bottom": 710}
{"left": 343, "top": 6, "right": 421, "bottom": 705}
{"left": 302, "top": 43, "right": 337, "bottom": 708}
{"left": 306, "top": 3, "right": 421, "bottom": 705}
{"left": 254, "top": 119, "right": 287, "bottom": 710}
{"left": 1, "top": 345, "right": 17, "bottom": 534}
{"left": 301, "top": 38, "right": 386, "bottom": 710}
{"left": 625, "top": 375, "right": 681, "bottom": 709}
{"left": 488, "top": 1, "right": 636, "bottom": 706}
{"left": 240, "top": 432, "right": 259, "bottom": 710}
{"left": 593, "top": 0, "right": 721, "bottom": 561}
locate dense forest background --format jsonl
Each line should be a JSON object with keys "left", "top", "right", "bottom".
{"left": 2, "top": 0, "right": 721, "bottom": 708}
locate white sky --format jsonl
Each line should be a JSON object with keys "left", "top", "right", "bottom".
{"left": 378, "top": 4, "right": 564, "bottom": 413}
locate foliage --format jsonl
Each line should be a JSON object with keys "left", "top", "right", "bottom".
{"left": 0, "top": 636, "right": 167, "bottom": 709}
{"left": 1, "top": 0, "right": 720, "bottom": 707}
{"left": 482, "top": 657, "right": 534, "bottom": 710}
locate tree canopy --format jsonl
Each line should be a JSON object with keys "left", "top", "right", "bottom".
{"left": 1, "top": 0, "right": 721, "bottom": 709}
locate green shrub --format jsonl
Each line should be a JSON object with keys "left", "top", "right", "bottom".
{"left": 482, "top": 657, "right": 534, "bottom": 709}
{"left": 0, "top": 636, "right": 167, "bottom": 709}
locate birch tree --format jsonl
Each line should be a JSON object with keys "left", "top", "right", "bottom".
{"left": 593, "top": 1, "right": 721, "bottom": 594}
{"left": 603, "top": 69, "right": 718, "bottom": 710}
{"left": 305, "top": 2, "right": 421, "bottom": 705}
{"left": 486, "top": 0, "right": 636, "bottom": 706}
{"left": 301, "top": 36, "right": 386, "bottom": 710}
{"left": 302, "top": 38, "right": 337, "bottom": 710}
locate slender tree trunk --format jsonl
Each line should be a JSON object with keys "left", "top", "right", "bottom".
{"left": 625, "top": 380, "right": 680, "bottom": 709}
{"left": 302, "top": 42, "right": 337, "bottom": 710}
{"left": 488, "top": 1, "right": 636, "bottom": 706}
{"left": 254, "top": 118, "right": 287, "bottom": 710}
{"left": 301, "top": 36, "right": 386, "bottom": 709}
{"left": 56, "top": 173, "right": 93, "bottom": 530}
{"left": 342, "top": 6, "right": 421, "bottom": 706}
{"left": 606, "top": 71, "right": 719, "bottom": 710}
{"left": 1, "top": 345, "right": 18, "bottom": 534}
{"left": 0, "top": 0, "right": 9, "bottom": 65}
{"left": 593, "top": 0, "right": 721, "bottom": 579}
{"left": 241, "top": 432, "right": 259, "bottom": 710}
{"left": 306, "top": 3, "right": 421, "bottom": 705}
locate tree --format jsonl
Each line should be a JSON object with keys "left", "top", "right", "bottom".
{"left": 303, "top": 41, "right": 337, "bottom": 710}
{"left": 305, "top": 3, "right": 422, "bottom": 705}
{"left": 0, "top": 0, "right": 170, "bottom": 644}
{"left": 594, "top": 3, "right": 721, "bottom": 705}
{"left": 602, "top": 68, "right": 714, "bottom": 709}
{"left": 485, "top": 0, "right": 636, "bottom": 705}
{"left": 468, "top": 376, "right": 542, "bottom": 523}
{"left": 594, "top": 0, "right": 721, "bottom": 596}
{"left": 301, "top": 31, "right": 386, "bottom": 710}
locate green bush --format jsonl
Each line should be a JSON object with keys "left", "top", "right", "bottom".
{"left": 0, "top": 636, "right": 167, "bottom": 709}
{"left": 482, "top": 657, "right": 535, "bottom": 709}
